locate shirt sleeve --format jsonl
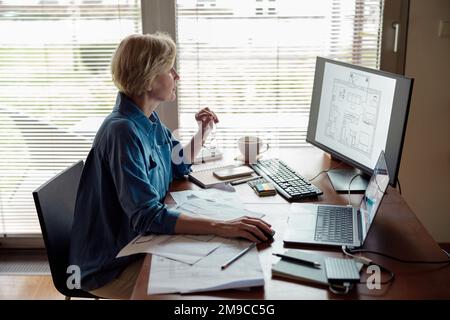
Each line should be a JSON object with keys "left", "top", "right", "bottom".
{"left": 106, "top": 120, "right": 180, "bottom": 235}
{"left": 164, "top": 126, "right": 192, "bottom": 178}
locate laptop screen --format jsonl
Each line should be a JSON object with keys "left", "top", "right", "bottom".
{"left": 359, "top": 151, "right": 390, "bottom": 241}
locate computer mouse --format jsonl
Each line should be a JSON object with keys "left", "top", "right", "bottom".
{"left": 263, "top": 229, "right": 276, "bottom": 242}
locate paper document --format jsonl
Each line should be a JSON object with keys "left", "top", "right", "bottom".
{"left": 170, "top": 188, "right": 244, "bottom": 208}
{"left": 233, "top": 183, "right": 288, "bottom": 204}
{"left": 117, "top": 198, "right": 263, "bottom": 264}
{"left": 175, "top": 197, "right": 264, "bottom": 221}
{"left": 148, "top": 239, "right": 265, "bottom": 295}
{"left": 117, "top": 234, "right": 223, "bottom": 265}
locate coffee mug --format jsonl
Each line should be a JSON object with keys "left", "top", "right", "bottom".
{"left": 237, "top": 136, "right": 269, "bottom": 164}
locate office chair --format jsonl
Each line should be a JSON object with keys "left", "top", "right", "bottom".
{"left": 32, "top": 160, "right": 98, "bottom": 300}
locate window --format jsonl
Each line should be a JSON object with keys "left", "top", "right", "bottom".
{"left": 175, "top": 0, "right": 383, "bottom": 148}
{"left": 0, "top": 0, "right": 142, "bottom": 235}
{"left": 0, "top": 0, "right": 385, "bottom": 236}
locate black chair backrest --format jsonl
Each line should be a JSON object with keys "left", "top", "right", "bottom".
{"left": 33, "top": 160, "right": 94, "bottom": 298}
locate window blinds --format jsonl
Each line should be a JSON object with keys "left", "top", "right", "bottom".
{"left": 0, "top": 1, "right": 142, "bottom": 235}
{"left": 175, "top": 0, "right": 383, "bottom": 148}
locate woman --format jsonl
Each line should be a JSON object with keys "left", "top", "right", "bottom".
{"left": 69, "top": 33, "right": 273, "bottom": 299}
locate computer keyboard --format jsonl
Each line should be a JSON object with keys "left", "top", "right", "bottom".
{"left": 250, "top": 158, "right": 322, "bottom": 201}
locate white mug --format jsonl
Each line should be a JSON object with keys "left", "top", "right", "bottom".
{"left": 237, "top": 136, "right": 269, "bottom": 164}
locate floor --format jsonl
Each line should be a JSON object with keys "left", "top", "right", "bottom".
{"left": 0, "top": 249, "right": 66, "bottom": 300}
{"left": 0, "top": 275, "right": 64, "bottom": 299}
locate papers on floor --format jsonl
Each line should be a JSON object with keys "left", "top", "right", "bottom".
{"left": 117, "top": 197, "right": 264, "bottom": 264}
{"left": 148, "top": 238, "right": 265, "bottom": 295}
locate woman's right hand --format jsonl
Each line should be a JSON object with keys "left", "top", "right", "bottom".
{"left": 214, "top": 216, "right": 273, "bottom": 243}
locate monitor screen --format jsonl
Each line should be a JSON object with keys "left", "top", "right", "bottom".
{"left": 307, "top": 57, "right": 413, "bottom": 187}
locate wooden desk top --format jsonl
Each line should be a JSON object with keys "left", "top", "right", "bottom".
{"left": 131, "top": 148, "right": 450, "bottom": 299}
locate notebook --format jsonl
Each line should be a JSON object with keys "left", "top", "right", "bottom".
{"left": 188, "top": 165, "right": 257, "bottom": 188}
{"left": 271, "top": 249, "right": 363, "bottom": 286}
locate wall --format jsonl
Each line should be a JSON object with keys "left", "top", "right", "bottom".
{"left": 141, "top": 0, "right": 179, "bottom": 131}
{"left": 400, "top": 0, "right": 450, "bottom": 242}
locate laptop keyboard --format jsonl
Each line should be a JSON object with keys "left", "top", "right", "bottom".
{"left": 314, "top": 206, "right": 354, "bottom": 243}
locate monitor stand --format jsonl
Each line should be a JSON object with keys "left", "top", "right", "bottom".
{"left": 327, "top": 168, "right": 369, "bottom": 193}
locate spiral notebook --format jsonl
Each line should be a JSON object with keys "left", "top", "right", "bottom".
{"left": 188, "top": 165, "right": 256, "bottom": 188}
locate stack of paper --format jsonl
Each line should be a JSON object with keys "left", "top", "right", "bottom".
{"left": 117, "top": 198, "right": 264, "bottom": 264}
{"left": 117, "top": 234, "right": 224, "bottom": 265}
{"left": 117, "top": 197, "right": 266, "bottom": 294}
{"left": 148, "top": 239, "right": 265, "bottom": 295}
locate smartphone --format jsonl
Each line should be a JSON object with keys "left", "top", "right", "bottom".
{"left": 213, "top": 166, "right": 254, "bottom": 180}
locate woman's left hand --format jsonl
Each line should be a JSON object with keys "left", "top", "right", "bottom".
{"left": 195, "top": 107, "right": 219, "bottom": 136}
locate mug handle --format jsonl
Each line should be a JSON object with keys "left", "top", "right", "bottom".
{"left": 260, "top": 143, "right": 269, "bottom": 154}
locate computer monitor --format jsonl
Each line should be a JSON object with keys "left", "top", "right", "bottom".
{"left": 306, "top": 57, "right": 413, "bottom": 192}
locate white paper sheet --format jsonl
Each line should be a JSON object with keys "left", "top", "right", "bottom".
{"left": 233, "top": 183, "right": 289, "bottom": 204}
{"left": 117, "top": 234, "right": 223, "bottom": 265}
{"left": 170, "top": 185, "right": 288, "bottom": 206}
{"left": 148, "top": 238, "right": 265, "bottom": 295}
{"left": 170, "top": 188, "right": 244, "bottom": 208}
{"left": 117, "top": 198, "right": 263, "bottom": 264}
{"left": 175, "top": 197, "right": 264, "bottom": 221}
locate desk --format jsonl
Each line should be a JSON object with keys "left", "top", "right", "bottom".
{"left": 131, "top": 148, "right": 450, "bottom": 299}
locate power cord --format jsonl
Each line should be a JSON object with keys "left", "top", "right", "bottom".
{"left": 346, "top": 247, "right": 450, "bottom": 265}
{"left": 342, "top": 246, "right": 395, "bottom": 285}
{"left": 442, "top": 248, "right": 450, "bottom": 259}
{"left": 328, "top": 282, "right": 353, "bottom": 295}
{"left": 309, "top": 161, "right": 344, "bottom": 181}
{"left": 347, "top": 173, "right": 362, "bottom": 206}
{"left": 326, "top": 246, "right": 398, "bottom": 295}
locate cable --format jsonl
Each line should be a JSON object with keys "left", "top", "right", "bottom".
{"left": 347, "top": 247, "right": 450, "bottom": 265}
{"left": 342, "top": 245, "right": 372, "bottom": 265}
{"left": 397, "top": 177, "right": 402, "bottom": 195}
{"left": 442, "top": 248, "right": 450, "bottom": 259}
{"left": 337, "top": 244, "right": 450, "bottom": 292}
{"left": 359, "top": 264, "right": 395, "bottom": 285}
{"left": 347, "top": 173, "right": 362, "bottom": 206}
{"left": 327, "top": 247, "right": 394, "bottom": 295}
{"left": 341, "top": 246, "right": 395, "bottom": 285}
{"left": 328, "top": 282, "right": 353, "bottom": 295}
{"left": 309, "top": 161, "right": 343, "bottom": 181}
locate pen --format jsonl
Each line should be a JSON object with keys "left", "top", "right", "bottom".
{"left": 221, "top": 242, "right": 257, "bottom": 270}
{"left": 230, "top": 175, "right": 261, "bottom": 186}
{"left": 272, "top": 253, "right": 321, "bottom": 269}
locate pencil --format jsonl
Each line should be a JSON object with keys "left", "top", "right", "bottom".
{"left": 272, "top": 253, "right": 321, "bottom": 269}
{"left": 221, "top": 242, "right": 257, "bottom": 270}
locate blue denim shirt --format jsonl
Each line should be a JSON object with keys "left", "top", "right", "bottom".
{"left": 69, "top": 92, "right": 191, "bottom": 291}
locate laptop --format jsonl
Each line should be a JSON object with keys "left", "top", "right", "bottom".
{"left": 284, "top": 150, "right": 390, "bottom": 248}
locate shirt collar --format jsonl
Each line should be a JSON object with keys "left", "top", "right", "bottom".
{"left": 113, "top": 92, "right": 157, "bottom": 134}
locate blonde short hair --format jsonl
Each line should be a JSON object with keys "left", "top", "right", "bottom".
{"left": 111, "top": 33, "right": 176, "bottom": 97}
